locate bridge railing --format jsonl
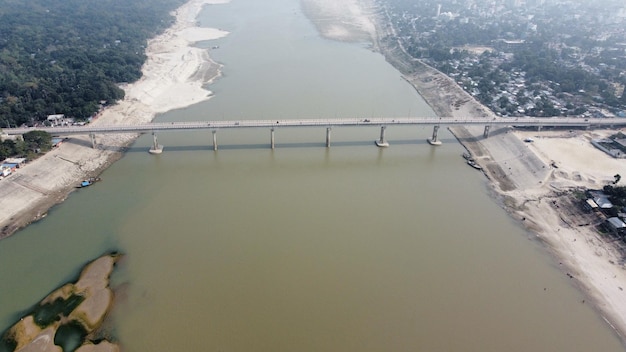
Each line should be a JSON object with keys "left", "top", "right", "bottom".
{"left": 3, "top": 116, "right": 626, "bottom": 136}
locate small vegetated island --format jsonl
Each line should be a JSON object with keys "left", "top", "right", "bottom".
{"left": 0, "top": 254, "right": 121, "bottom": 352}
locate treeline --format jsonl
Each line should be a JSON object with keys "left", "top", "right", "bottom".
{"left": 0, "top": 131, "right": 52, "bottom": 160}
{"left": 0, "top": 0, "right": 186, "bottom": 127}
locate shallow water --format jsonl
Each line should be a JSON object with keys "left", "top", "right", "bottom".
{"left": 0, "top": 0, "right": 624, "bottom": 350}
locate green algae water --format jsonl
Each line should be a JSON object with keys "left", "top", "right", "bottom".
{"left": 0, "top": 0, "right": 624, "bottom": 350}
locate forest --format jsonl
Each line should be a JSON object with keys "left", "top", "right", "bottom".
{"left": 0, "top": 0, "right": 186, "bottom": 128}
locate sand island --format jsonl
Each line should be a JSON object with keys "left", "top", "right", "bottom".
{"left": 0, "top": 254, "right": 120, "bottom": 352}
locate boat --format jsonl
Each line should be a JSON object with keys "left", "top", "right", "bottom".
{"left": 77, "top": 177, "right": 101, "bottom": 188}
{"left": 467, "top": 160, "right": 482, "bottom": 170}
{"left": 462, "top": 152, "right": 472, "bottom": 160}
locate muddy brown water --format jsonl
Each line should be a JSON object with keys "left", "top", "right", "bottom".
{"left": 0, "top": 0, "right": 624, "bottom": 350}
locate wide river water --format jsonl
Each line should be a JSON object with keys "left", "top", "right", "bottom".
{"left": 1, "top": 0, "right": 625, "bottom": 350}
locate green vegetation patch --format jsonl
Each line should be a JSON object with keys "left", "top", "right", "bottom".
{"left": 32, "top": 294, "right": 85, "bottom": 328}
{"left": 54, "top": 321, "right": 88, "bottom": 352}
{"left": 0, "top": 336, "right": 17, "bottom": 352}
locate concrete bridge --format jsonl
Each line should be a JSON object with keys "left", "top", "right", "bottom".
{"left": 4, "top": 116, "right": 626, "bottom": 153}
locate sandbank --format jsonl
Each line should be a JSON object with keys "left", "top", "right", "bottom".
{"left": 4, "top": 254, "right": 119, "bottom": 351}
{"left": 0, "top": 0, "right": 229, "bottom": 238}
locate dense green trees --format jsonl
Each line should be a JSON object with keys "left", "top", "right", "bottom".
{"left": 0, "top": 0, "right": 186, "bottom": 127}
{"left": 0, "top": 131, "right": 51, "bottom": 159}
{"left": 603, "top": 185, "right": 626, "bottom": 207}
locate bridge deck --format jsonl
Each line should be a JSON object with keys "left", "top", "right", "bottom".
{"left": 3, "top": 117, "right": 625, "bottom": 136}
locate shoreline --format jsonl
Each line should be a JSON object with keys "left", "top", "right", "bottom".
{"left": 365, "top": 1, "right": 626, "bottom": 344}
{"left": 300, "top": 0, "right": 626, "bottom": 344}
{"left": 0, "top": 0, "right": 230, "bottom": 239}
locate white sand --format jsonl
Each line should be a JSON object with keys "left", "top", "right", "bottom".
{"left": 510, "top": 130, "right": 626, "bottom": 337}
{"left": 0, "top": 0, "right": 229, "bottom": 236}
{"left": 301, "top": 0, "right": 377, "bottom": 42}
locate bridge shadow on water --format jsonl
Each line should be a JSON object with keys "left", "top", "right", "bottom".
{"left": 121, "top": 137, "right": 460, "bottom": 153}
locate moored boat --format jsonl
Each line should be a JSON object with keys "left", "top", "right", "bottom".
{"left": 77, "top": 177, "right": 101, "bottom": 188}
{"left": 467, "top": 160, "right": 482, "bottom": 170}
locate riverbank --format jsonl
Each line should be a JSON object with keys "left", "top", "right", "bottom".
{"left": 303, "top": 0, "right": 626, "bottom": 343}
{"left": 0, "top": 0, "right": 229, "bottom": 239}
{"left": 384, "top": 22, "right": 626, "bottom": 350}
{"left": 379, "top": 12, "right": 626, "bottom": 348}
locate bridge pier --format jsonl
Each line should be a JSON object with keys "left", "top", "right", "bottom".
{"left": 270, "top": 128, "right": 275, "bottom": 149}
{"left": 149, "top": 132, "right": 163, "bottom": 154}
{"left": 89, "top": 133, "right": 97, "bottom": 149}
{"left": 326, "top": 127, "right": 331, "bottom": 147}
{"left": 212, "top": 130, "right": 218, "bottom": 151}
{"left": 427, "top": 125, "right": 442, "bottom": 145}
{"left": 375, "top": 126, "right": 389, "bottom": 147}
{"left": 483, "top": 125, "right": 491, "bottom": 138}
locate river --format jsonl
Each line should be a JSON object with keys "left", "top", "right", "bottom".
{"left": 0, "top": 0, "right": 624, "bottom": 350}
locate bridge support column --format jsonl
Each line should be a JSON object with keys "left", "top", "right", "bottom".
{"left": 89, "top": 133, "right": 97, "bottom": 149}
{"left": 483, "top": 125, "right": 491, "bottom": 138}
{"left": 212, "top": 130, "right": 218, "bottom": 151}
{"left": 326, "top": 127, "right": 331, "bottom": 148}
{"left": 375, "top": 126, "right": 389, "bottom": 147}
{"left": 428, "top": 125, "right": 442, "bottom": 145}
{"left": 270, "top": 128, "right": 275, "bottom": 149}
{"left": 149, "top": 132, "right": 163, "bottom": 154}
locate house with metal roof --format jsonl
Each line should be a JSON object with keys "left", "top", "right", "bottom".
{"left": 593, "top": 196, "right": 614, "bottom": 209}
{"left": 606, "top": 217, "right": 626, "bottom": 235}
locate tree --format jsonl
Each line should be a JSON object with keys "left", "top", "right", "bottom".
{"left": 614, "top": 174, "right": 621, "bottom": 185}
{"left": 22, "top": 131, "right": 52, "bottom": 153}
{"left": 0, "top": 139, "right": 26, "bottom": 158}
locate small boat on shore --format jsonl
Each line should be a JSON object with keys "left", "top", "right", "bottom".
{"left": 77, "top": 177, "right": 101, "bottom": 188}
{"left": 467, "top": 160, "right": 482, "bottom": 170}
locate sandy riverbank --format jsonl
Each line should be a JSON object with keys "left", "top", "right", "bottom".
{"left": 0, "top": 0, "right": 229, "bottom": 238}
{"left": 303, "top": 0, "right": 626, "bottom": 343}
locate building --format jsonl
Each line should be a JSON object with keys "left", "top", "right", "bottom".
{"left": 593, "top": 196, "right": 614, "bottom": 209}
{"left": 584, "top": 198, "right": 599, "bottom": 211}
{"left": 1, "top": 133, "right": 22, "bottom": 142}
{"left": 4, "top": 158, "right": 26, "bottom": 167}
{"left": 591, "top": 139, "right": 626, "bottom": 158}
{"left": 606, "top": 217, "right": 626, "bottom": 235}
{"left": 47, "top": 114, "right": 65, "bottom": 123}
